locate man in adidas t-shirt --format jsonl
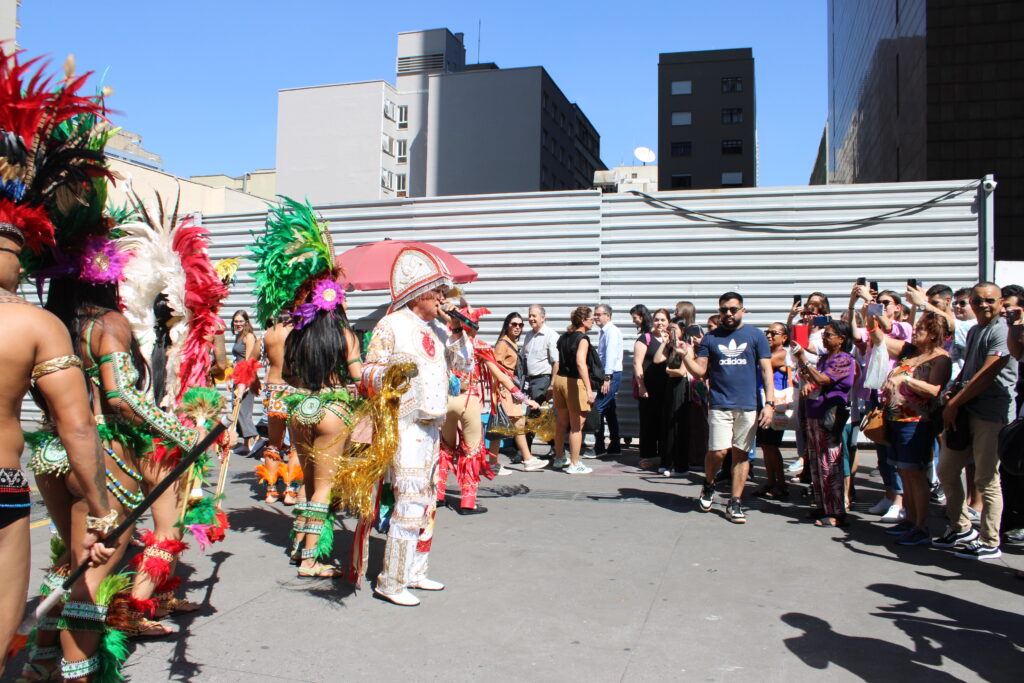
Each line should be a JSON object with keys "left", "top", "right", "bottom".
{"left": 678, "top": 291, "right": 775, "bottom": 524}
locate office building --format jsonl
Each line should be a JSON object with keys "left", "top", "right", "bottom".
{"left": 657, "top": 48, "right": 757, "bottom": 191}
{"left": 824, "top": 0, "right": 1023, "bottom": 259}
{"left": 276, "top": 28, "right": 604, "bottom": 204}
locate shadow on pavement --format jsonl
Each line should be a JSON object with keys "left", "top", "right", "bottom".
{"left": 867, "top": 582, "right": 1023, "bottom": 680}
{"left": 613, "top": 487, "right": 696, "bottom": 513}
{"left": 781, "top": 612, "right": 962, "bottom": 681}
{"left": 166, "top": 550, "right": 232, "bottom": 682}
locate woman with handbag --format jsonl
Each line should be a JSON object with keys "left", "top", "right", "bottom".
{"left": 791, "top": 321, "right": 856, "bottom": 527}
{"left": 870, "top": 312, "right": 951, "bottom": 546}
{"left": 554, "top": 306, "right": 598, "bottom": 474}
{"left": 488, "top": 313, "right": 548, "bottom": 471}
{"left": 754, "top": 323, "right": 793, "bottom": 499}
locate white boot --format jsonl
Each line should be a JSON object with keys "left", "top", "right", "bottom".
{"left": 374, "top": 587, "right": 421, "bottom": 606}
{"left": 409, "top": 577, "right": 445, "bottom": 591}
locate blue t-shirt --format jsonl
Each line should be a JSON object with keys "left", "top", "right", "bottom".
{"left": 696, "top": 324, "right": 771, "bottom": 410}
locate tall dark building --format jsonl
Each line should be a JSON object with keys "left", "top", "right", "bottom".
{"left": 825, "top": 0, "right": 1024, "bottom": 259}
{"left": 657, "top": 48, "right": 757, "bottom": 191}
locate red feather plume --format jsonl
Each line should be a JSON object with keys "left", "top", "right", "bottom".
{"left": 232, "top": 358, "right": 261, "bottom": 389}
{"left": 0, "top": 198, "right": 54, "bottom": 253}
{"left": 172, "top": 217, "right": 229, "bottom": 400}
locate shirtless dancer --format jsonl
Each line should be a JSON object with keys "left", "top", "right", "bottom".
{"left": 0, "top": 232, "right": 114, "bottom": 676}
{"left": 260, "top": 314, "right": 304, "bottom": 505}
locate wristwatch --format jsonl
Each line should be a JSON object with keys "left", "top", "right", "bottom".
{"left": 765, "top": 401, "right": 775, "bottom": 407}
{"left": 604, "top": 374, "right": 612, "bottom": 380}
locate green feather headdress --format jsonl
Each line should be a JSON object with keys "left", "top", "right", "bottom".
{"left": 249, "top": 195, "right": 335, "bottom": 325}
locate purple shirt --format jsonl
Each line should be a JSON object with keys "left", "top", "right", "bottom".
{"left": 805, "top": 351, "right": 855, "bottom": 419}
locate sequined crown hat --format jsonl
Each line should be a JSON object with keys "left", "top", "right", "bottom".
{"left": 389, "top": 247, "right": 453, "bottom": 312}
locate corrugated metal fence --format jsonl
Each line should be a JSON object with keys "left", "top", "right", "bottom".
{"left": 20, "top": 179, "right": 990, "bottom": 432}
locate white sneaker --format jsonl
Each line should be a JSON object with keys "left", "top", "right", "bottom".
{"left": 565, "top": 463, "right": 592, "bottom": 474}
{"left": 493, "top": 464, "right": 512, "bottom": 476}
{"left": 966, "top": 507, "right": 981, "bottom": 525}
{"left": 523, "top": 458, "right": 549, "bottom": 471}
{"left": 868, "top": 497, "right": 892, "bottom": 515}
{"left": 409, "top": 578, "right": 445, "bottom": 591}
{"left": 374, "top": 587, "right": 421, "bottom": 606}
{"left": 880, "top": 505, "right": 906, "bottom": 523}
{"left": 582, "top": 448, "right": 598, "bottom": 459}
{"left": 552, "top": 457, "right": 569, "bottom": 469}
{"left": 786, "top": 459, "right": 804, "bottom": 473}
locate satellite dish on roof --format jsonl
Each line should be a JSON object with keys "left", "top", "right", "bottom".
{"left": 634, "top": 146, "right": 656, "bottom": 165}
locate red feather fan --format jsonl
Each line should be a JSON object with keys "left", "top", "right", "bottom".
{"left": 232, "top": 358, "right": 261, "bottom": 390}
{"left": 173, "top": 217, "right": 230, "bottom": 401}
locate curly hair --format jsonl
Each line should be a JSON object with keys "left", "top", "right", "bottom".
{"left": 916, "top": 311, "right": 951, "bottom": 347}
{"left": 568, "top": 305, "right": 592, "bottom": 330}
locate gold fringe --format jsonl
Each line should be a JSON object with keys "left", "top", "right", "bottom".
{"left": 327, "top": 362, "right": 416, "bottom": 519}
{"left": 525, "top": 405, "right": 556, "bottom": 443}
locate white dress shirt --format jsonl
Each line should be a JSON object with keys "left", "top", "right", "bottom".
{"left": 598, "top": 322, "right": 624, "bottom": 374}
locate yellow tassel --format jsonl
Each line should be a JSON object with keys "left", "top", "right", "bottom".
{"left": 327, "top": 361, "right": 416, "bottom": 519}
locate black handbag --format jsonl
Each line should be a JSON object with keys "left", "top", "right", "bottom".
{"left": 945, "top": 407, "right": 972, "bottom": 451}
{"left": 821, "top": 403, "right": 850, "bottom": 440}
{"left": 998, "top": 416, "right": 1024, "bottom": 476}
{"left": 485, "top": 403, "right": 516, "bottom": 441}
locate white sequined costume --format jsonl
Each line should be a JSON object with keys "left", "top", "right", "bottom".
{"left": 363, "top": 249, "right": 471, "bottom": 596}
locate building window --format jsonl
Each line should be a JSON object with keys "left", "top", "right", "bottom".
{"left": 722, "top": 77, "right": 743, "bottom": 93}
{"left": 396, "top": 173, "right": 407, "bottom": 196}
{"left": 670, "top": 80, "right": 692, "bottom": 95}
{"left": 381, "top": 169, "right": 394, "bottom": 190}
{"left": 671, "top": 111, "right": 692, "bottom": 126}
{"left": 721, "top": 139, "right": 743, "bottom": 154}
{"left": 397, "top": 105, "right": 408, "bottom": 129}
{"left": 721, "top": 108, "right": 743, "bottom": 124}
{"left": 383, "top": 99, "right": 396, "bottom": 120}
{"left": 721, "top": 172, "right": 743, "bottom": 186}
{"left": 396, "top": 139, "right": 408, "bottom": 163}
{"left": 381, "top": 134, "right": 394, "bottom": 156}
{"left": 670, "top": 174, "right": 692, "bottom": 189}
{"left": 671, "top": 141, "right": 692, "bottom": 157}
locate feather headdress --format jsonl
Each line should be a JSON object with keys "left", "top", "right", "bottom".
{"left": 249, "top": 196, "right": 335, "bottom": 325}
{"left": 0, "top": 51, "right": 113, "bottom": 253}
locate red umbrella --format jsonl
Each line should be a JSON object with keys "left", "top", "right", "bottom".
{"left": 335, "top": 238, "right": 478, "bottom": 291}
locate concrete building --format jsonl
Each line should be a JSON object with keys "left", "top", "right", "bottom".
{"left": 657, "top": 48, "right": 757, "bottom": 191}
{"left": 191, "top": 169, "right": 277, "bottom": 202}
{"left": 276, "top": 28, "right": 604, "bottom": 204}
{"left": 823, "top": 0, "right": 1024, "bottom": 259}
{"left": 594, "top": 165, "right": 658, "bottom": 194}
{"left": 106, "top": 158, "right": 268, "bottom": 217}
{"left": 106, "top": 129, "right": 164, "bottom": 171}
{"left": 0, "top": 0, "right": 17, "bottom": 53}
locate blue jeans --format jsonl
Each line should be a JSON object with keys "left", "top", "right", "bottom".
{"left": 593, "top": 371, "right": 621, "bottom": 452}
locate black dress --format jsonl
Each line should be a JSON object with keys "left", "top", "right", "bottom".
{"left": 661, "top": 355, "right": 708, "bottom": 473}
{"left": 637, "top": 334, "right": 667, "bottom": 464}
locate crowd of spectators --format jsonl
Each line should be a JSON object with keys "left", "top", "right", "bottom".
{"left": 509, "top": 280, "right": 1022, "bottom": 561}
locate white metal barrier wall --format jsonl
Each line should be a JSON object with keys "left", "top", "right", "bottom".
{"left": 18, "top": 180, "right": 990, "bottom": 433}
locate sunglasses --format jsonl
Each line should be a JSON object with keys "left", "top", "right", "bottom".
{"left": 954, "top": 300, "right": 970, "bottom": 307}
{"left": 878, "top": 299, "right": 896, "bottom": 306}
{"left": 766, "top": 330, "right": 783, "bottom": 336}
{"left": 971, "top": 297, "right": 998, "bottom": 306}
{"left": 509, "top": 322, "right": 523, "bottom": 327}
{"left": 718, "top": 307, "right": 742, "bottom": 315}
{"left": 821, "top": 331, "right": 841, "bottom": 339}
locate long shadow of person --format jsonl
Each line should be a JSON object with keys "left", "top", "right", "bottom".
{"left": 165, "top": 550, "right": 232, "bottom": 682}
{"left": 867, "top": 583, "right": 1023, "bottom": 681}
{"left": 780, "top": 612, "right": 961, "bottom": 681}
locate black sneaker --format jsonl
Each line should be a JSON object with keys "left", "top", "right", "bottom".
{"left": 931, "top": 525, "right": 979, "bottom": 548}
{"left": 954, "top": 539, "right": 1002, "bottom": 560}
{"left": 1005, "top": 528, "right": 1024, "bottom": 546}
{"left": 929, "top": 483, "right": 947, "bottom": 505}
{"left": 698, "top": 483, "right": 715, "bottom": 512}
{"left": 726, "top": 499, "right": 746, "bottom": 524}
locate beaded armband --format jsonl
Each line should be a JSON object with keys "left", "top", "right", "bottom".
{"left": 31, "top": 355, "right": 82, "bottom": 384}
{"left": 58, "top": 601, "right": 108, "bottom": 632}
{"left": 106, "top": 351, "right": 198, "bottom": 449}
{"left": 61, "top": 656, "right": 100, "bottom": 679}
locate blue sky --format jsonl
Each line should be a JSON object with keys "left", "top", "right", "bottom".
{"left": 18, "top": 0, "right": 826, "bottom": 187}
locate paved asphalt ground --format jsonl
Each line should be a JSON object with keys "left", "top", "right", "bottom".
{"left": 9, "top": 445, "right": 1024, "bottom": 682}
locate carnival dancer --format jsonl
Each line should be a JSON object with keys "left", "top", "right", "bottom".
{"left": 258, "top": 312, "right": 304, "bottom": 505}
{"left": 362, "top": 247, "right": 472, "bottom": 606}
{"left": 250, "top": 197, "right": 360, "bottom": 576}
{"left": 0, "top": 53, "right": 117, "bottom": 678}
{"left": 116, "top": 192, "right": 228, "bottom": 636}
{"left": 438, "top": 303, "right": 538, "bottom": 515}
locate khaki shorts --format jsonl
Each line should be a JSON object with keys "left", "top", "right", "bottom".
{"left": 708, "top": 409, "right": 757, "bottom": 452}
{"left": 553, "top": 374, "right": 590, "bottom": 413}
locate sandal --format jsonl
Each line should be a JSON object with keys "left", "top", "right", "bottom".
{"left": 125, "top": 617, "right": 177, "bottom": 638}
{"left": 764, "top": 486, "right": 789, "bottom": 500}
{"left": 156, "top": 598, "right": 200, "bottom": 617}
{"left": 265, "top": 489, "right": 280, "bottom": 504}
{"left": 297, "top": 563, "right": 342, "bottom": 578}
{"left": 804, "top": 509, "right": 826, "bottom": 520}
{"left": 17, "top": 661, "right": 61, "bottom": 683}
{"left": 751, "top": 485, "right": 772, "bottom": 498}
{"left": 813, "top": 515, "right": 849, "bottom": 528}
{"left": 282, "top": 490, "right": 297, "bottom": 505}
